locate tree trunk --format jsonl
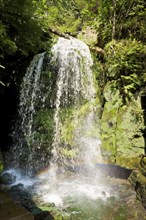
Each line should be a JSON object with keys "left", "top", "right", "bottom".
{"left": 48, "top": 28, "right": 105, "bottom": 57}
{"left": 48, "top": 28, "right": 72, "bottom": 39}
{"left": 112, "top": 0, "right": 116, "bottom": 40}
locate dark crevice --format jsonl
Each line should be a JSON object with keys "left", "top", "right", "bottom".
{"left": 141, "top": 95, "right": 146, "bottom": 153}
{"left": 0, "top": 84, "right": 19, "bottom": 152}
{"left": 0, "top": 54, "right": 33, "bottom": 155}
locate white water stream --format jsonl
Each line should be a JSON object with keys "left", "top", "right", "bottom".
{"left": 2, "top": 38, "right": 144, "bottom": 220}
{"left": 51, "top": 38, "right": 96, "bottom": 151}
{"left": 6, "top": 37, "right": 105, "bottom": 210}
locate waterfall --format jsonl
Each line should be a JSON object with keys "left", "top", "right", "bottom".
{"left": 4, "top": 38, "right": 142, "bottom": 220}
{"left": 51, "top": 38, "right": 97, "bottom": 164}
{"left": 9, "top": 37, "right": 101, "bottom": 174}
{"left": 10, "top": 53, "right": 46, "bottom": 172}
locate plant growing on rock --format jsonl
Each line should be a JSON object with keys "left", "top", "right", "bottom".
{"left": 104, "top": 39, "right": 146, "bottom": 103}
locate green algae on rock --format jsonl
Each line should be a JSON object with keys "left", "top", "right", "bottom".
{"left": 101, "top": 81, "right": 145, "bottom": 168}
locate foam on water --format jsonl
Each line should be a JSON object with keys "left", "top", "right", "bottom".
{"left": 2, "top": 169, "right": 35, "bottom": 187}
{"left": 34, "top": 171, "right": 111, "bottom": 207}
{"left": 5, "top": 38, "right": 107, "bottom": 210}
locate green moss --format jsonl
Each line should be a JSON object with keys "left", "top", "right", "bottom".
{"left": 116, "top": 156, "right": 141, "bottom": 169}
{"left": 30, "top": 109, "right": 55, "bottom": 153}
{"left": 60, "top": 99, "right": 101, "bottom": 159}
{"left": 61, "top": 99, "right": 100, "bottom": 140}
{"left": 101, "top": 81, "right": 145, "bottom": 168}
{"left": 78, "top": 27, "right": 97, "bottom": 47}
{"left": 0, "top": 163, "right": 3, "bottom": 173}
{"left": 38, "top": 205, "right": 70, "bottom": 220}
{"left": 60, "top": 148, "right": 76, "bottom": 158}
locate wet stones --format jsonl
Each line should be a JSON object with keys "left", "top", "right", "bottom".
{"left": 129, "top": 157, "right": 146, "bottom": 208}
{"left": 139, "top": 156, "right": 146, "bottom": 176}
{"left": 0, "top": 172, "right": 16, "bottom": 185}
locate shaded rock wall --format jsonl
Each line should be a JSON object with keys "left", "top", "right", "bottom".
{"left": 129, "top": 156, "right": 146, "bottom": 209}
{"left": 0, "top": 149, "right": 3, "bottom": 173}
{"left": 101, "top": 81, "right": 145, "bottom": 168}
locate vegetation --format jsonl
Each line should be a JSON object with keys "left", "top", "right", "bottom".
{"left": 1, "top": 0, "right": 146, "bottom": 84}
{"left": 104, "top": 39, "right": 146, "bottom": 102}
{"left": 1, "top": 0, "right": 146, "bottom": 166}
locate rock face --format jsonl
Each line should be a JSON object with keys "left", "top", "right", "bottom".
{"left": 0, "top": 172, "right": 16, "bottom": 185}
{"left": 101, "top": 81, "right": 145, "bottom": 168}
{"left": 101, "top": 81, "right": 146, "bottom": 208}
{"left": 0, "top": 149, "right": 3, "bottom": 173}
{"left": 129, "top": 156, "right": 146, "bottom": 209}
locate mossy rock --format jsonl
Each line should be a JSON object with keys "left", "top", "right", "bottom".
{"left": 101, "top": 81, "right": 122, "bottom": 163}
{"left": 60, "top": 99, "right": 101, "bottom": 159}
{"left": 129, "top": 170, "right": 146, "bottom": 208}
{"left": 78, "top": 27, "right": 97, "bottom": 47}
{"left": 0, "top": 162, "right": 3, "bottom": 174}
{"left": 0, "top": 172, "right": 16, "bottom": 185}
{"left": 101, "top": 81, "right": 145, "bottom": 168}
{"left": 139, "top": 157, "right": 146, "bottom": 176}
{"left": 116, "top": 156, "right": 141, "bottom": 169}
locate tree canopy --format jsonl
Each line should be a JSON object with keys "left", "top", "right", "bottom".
{"left": 0, "top": 0, "right": 146, "bottom": 87}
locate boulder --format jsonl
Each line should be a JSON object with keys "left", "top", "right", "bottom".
{"left": 0, "top": 172, "right": 16, "bottom": 185}
{"left": 139, "top": 156, "right": 146, "bottom": 176}
{"left": 129, "top": 169, "right": 146, "bottom": 209}
{"left": 101, "top": 81, "right": 145, "bottom": 168}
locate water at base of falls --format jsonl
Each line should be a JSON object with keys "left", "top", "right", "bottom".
{"left": 8, "top": 37, "right": 101, "bottom": 174}
{"left": 2, "top": 167, "right": 145, "bottom": 220}
{"left": 3, "top": 38, "right": 146, "bottom": 219}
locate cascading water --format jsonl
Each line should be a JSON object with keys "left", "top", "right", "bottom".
{"left": 50, "top": 38, "right": 101, "bottom": 170}
{"left": 10, "top": 53, "right": 46, "bottom": 172}
{"left": 9, "top": 37, "right": 102, "bottom": 174}
{"left": 33, "top": 38, "right": 104, "bottom": 209}
{"left": 5, "top": 37, "right": 108, "bottom": 216}
{"left": 3, "top": 38, "right": 145, "bottom": 220}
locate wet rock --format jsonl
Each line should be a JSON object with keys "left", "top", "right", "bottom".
{"left": 101, "top": 191, "right": 106, "bottom": 197}
{"left": 101, "top": 81, "right": 145, "bottom": 168}
{"left": 0, "top": 172, "right": 16, "bottom": 185}
{"left": 96, "top": 163, "right": 132, "bottom": 179}
{"left": 4, "top": 186, "right": 54, "bottom": 220}
{"left": 0, "top": 191, "right": 34, "bottom": 220}
{"left": 11, "top": 183, "right": 24, "bottom": 191}
{"left": 129, "top": 169, "right": 146, "bottom": 209}
{"left": 34, "top": 211, "right": 54, "bottom": 220}
{"left": 139, "top": 156, "right": 146, "bottom": 176}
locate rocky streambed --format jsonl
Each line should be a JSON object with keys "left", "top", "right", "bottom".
{"left": 0, "top": 166, "right": 146, "bottom": 220}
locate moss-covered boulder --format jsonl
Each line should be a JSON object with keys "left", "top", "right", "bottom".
{"left": 139, "top": 156, "right": 146, "bottom": 177}
{"left": 101, "top": 81, "right": 145, "bottom": 168}
{"left": 129, "top": 169, "right": 146, "bottom": 209}
{"left": 101, "top": 81, "right": 122, "bottom": 163}
{"left": 60, "top": 99, "right": 101, "bottom": 162}
{"left": 33, "top": 98, "right": 101, "bottom": 165}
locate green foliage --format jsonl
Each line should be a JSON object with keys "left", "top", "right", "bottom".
{"left": 101, "top": 81, "right": 145, "bottom": 167}
{"left": 0, "top": 0, "right": 51, "bottom": 58}
{"left": 104, "top": 39, "right": 146, "bottom": 101}
{"left": 31, "top": 109, "right": 55, "bottom": 154}
{"left": 97, "top": 0, "right": 146, "bottom": 45}
{"left": 0, "top": 22, "right": 17, "bottom": 56}
{"left": 0, "top": 0, "right": 53, "bottom": 87}
{"left": 34, "top": 0, "right": 99, "bottom": 36}
{"left": 0, "top": 161, "right": 3, "bottom": 174}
